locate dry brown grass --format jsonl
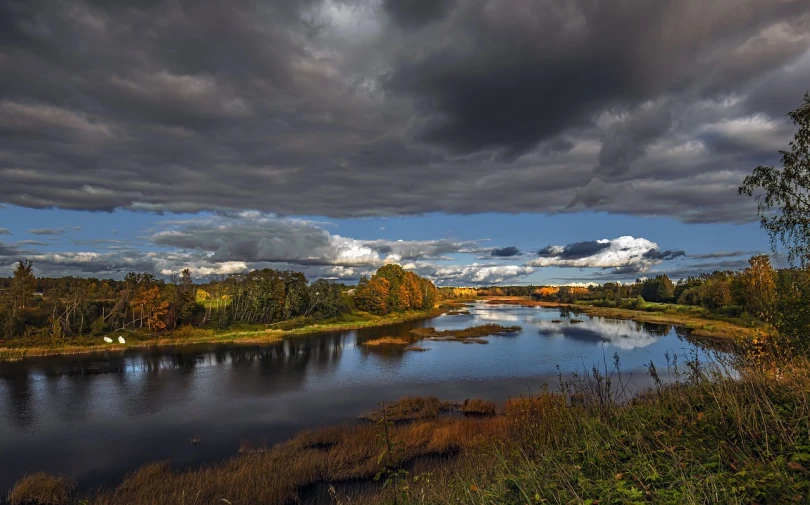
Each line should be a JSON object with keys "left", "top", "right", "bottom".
{"left": 409, "top": 324, "right": 521, "bottom": 344}
{"left": 360, "top": 396, "right": 501, "bottom": 423}
{"left": 359, "top": 396, "right": 452, "bottom": 422}
{"left": 9, "top": 473, "right": 76, "bottom": 505}
{"left": 460, "top": 398, "right": 497, "bottom": 416}
{"left": 503, "top": 394, "right": 567, "bottom": 418}
{"left": 360, "top": 336, "right": 412, "bottom": 346}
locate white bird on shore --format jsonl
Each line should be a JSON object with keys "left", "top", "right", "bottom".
{"left": 103, "top": 337, "right": 113, "bottom": 343}
{"left": 118, "top": 336, "right": 126, "bottom": 344}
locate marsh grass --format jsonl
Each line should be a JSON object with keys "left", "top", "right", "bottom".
{"left": 359, "top": 397, "right": 457, "bottom": 423}
{"left": 81, "top": 413, "right": 503, "bottom": 505}
{"left": 409, "top": 324, "right": 521, "bottom": 344}
{"left": 361, "top": 336, "right": 413, "bottom": 346}
{"left": 9, "top": 473, "right": 76, "bottom": 505}
{"left": 460, "top": 398, "right": 497, "bottom": 417}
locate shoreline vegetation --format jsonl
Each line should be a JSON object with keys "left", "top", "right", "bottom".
{"left": 0, "top": 307, "right": 448, "bottom": 362}
{"left": 0, "top": 295, "right": 763, "bottom": 361}
{"left": 0, "top": 263, "right": 447, "bottom": 362}
{"left": 10, "top": 352, "right": 810, "bottom": 505}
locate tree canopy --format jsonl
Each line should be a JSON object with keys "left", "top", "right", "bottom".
{"left": 740, "top": 92, "right": 810, "bottom": 266}
{"left": 354, "top": 265, "right": 437, "bottom": 315}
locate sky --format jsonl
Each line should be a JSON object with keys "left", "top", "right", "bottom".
{"left": 0, "top": 0, "right": 808, "bottom": 286}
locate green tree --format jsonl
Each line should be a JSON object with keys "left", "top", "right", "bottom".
{"left": 740, "top": 255, "right": 777, "bottom": 321}
{"left": 282, "top": 271, "right": 309, "bottom": 320}
{"left": 774, "top": 268, "right": 810, "bottom": 346}
{"left": 306, "top": 279, "right": 349, "bottom": 319}
{"left": 740, "top": 92, "right": 810, "bottom": 266}
{"left": 641, "top": 275, "right": 674, "bottom": 303}
{"left": 171, "top": 269, "right": 196, "bottom": 326}
{"left": 11, "top": 260, "right": 36, "bottom": 311}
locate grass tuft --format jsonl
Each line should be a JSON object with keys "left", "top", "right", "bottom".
{"left": 361, "top": 336, "right": 412, "bottom": 346}
{"left": 9, "top": 473, "right": 76, "bottom": 505}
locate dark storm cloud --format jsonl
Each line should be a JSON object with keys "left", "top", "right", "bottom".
{"left": 0, "top": 0, "right": 809, "bottom": 221}
{"left": 491, "top": 246, "right": 521, "bottom": 258}
{"left": 609, "top": 264, "right": 647, "bottom": 275}
{"left": 383, "top": 0, "right": 456, "bottom": 28}
{"left": 596, "top": 101, "right": 674, "bottom": 176}
{"left": 386, "top": 1, "right": 809, "bottom": 155}
{"left": 643, "top": 249, "right": 686, "bottom": 261}
{"left": 538, "top": 241, "right": 611, "bottom": 260}
{"left": 0, "top": 242, "right": 23, "bottom": 257}
{"left": 691, "top": 250, "right": 758, "bottom": 259}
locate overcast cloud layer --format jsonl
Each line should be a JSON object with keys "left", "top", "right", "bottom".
{"left": 2, "top": 0, "right": 809, "bottom": 221}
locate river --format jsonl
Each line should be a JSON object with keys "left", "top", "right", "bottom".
{"left": 0, "top": 302, "right": 714, "bottom": 493}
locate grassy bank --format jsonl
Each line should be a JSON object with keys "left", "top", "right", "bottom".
{"left": 484, "top": 297, "right": 765, "bottom": 340}
{"left": 0, "top": 309, "right": 444, "bottom": 362}
{"left": 11, "top": 351, "right": 810, "bottom": 505}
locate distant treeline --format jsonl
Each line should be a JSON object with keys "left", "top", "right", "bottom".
{"left": 440, "top": 286, "right": 539, "bottom": 298}
{"left": 0, "top": 263, "right": 437, "bottom": 341}
{"left": 535, "top": 255, "right": 810, "bottom": 326}
{"left": 443, "top": 255, "right": 810, "bottom": 342}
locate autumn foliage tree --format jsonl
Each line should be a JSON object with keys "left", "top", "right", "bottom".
{"left": 355, "top": 276, "right": 391, "bottom": 315}
{"left": 131, "top": 286, "right": 169, "bottom": 331}
{"left": 354, "top": 265, "right": 437, "bottom": 315}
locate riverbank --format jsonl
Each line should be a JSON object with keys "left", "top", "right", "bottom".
{"left": 483, "top": 296, "right": 765, "bottom": 340}
{"left": 10, "top": 355, "right": 808, "bottom": 505}
{"left": 0, "top": 308, "right": 445, "bottom": 362}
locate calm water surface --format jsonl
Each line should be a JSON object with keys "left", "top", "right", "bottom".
{"left": 0, "top": 303, "right": 712, "bottom": 492}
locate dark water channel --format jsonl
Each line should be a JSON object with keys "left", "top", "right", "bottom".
{"left": 0, "top": 303, "right": 713, "bottom": 493}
